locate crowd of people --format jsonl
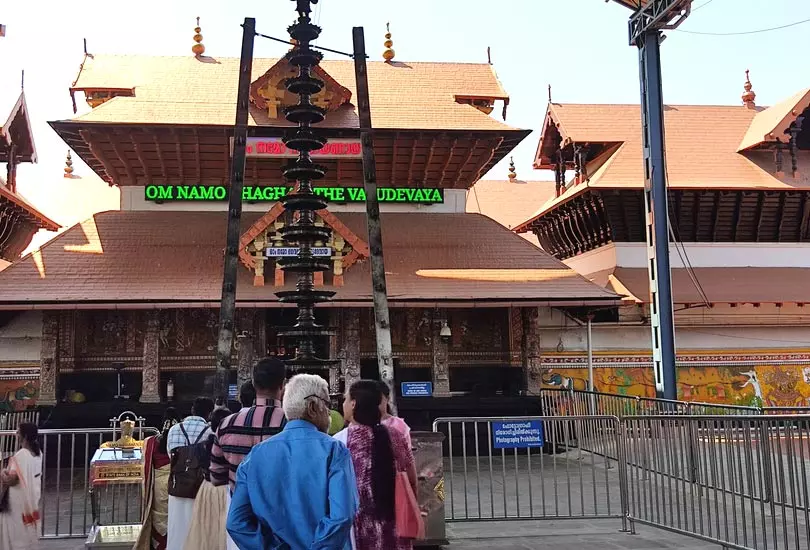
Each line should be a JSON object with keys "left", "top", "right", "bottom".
{"left": 133, "top": 357, "right": 421, "bottom": 550}
{"left": 0, "top": 357, "right": 420, "bottom": 550}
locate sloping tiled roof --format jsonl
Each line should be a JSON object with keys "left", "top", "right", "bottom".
{"left": 1, "top": 92, "right": 37, "bottom": 163}
{"left": 466, "top": 179, "right": 556, "bottom": 247}
{"left": 66, "top": 55, "right": 516, "bottom": 132}
{"left": 516, "top": 101, "right": 810, "bottom": 231}
{"left": 611, "top": 267, "right": 810, "bottom": 305}
{"left": 0, "top": 211, "right": 617, "bottom": 307}
{"left": 737, "top": 88, "right": 810, "bottom": 151}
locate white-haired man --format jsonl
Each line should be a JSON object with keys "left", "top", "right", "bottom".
{"left": 226, "top": 374, "right": 358, "bottom": 550}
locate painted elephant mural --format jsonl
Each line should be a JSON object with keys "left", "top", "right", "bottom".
{"left": 541, "top": 362, "right": 810, "bottom": 407}
{"left": 0, "top": 380, "right": 39, "bottom": 412}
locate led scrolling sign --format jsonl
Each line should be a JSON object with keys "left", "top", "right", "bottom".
{"left": 144, "top": 185, "right": 444, "bottom": 204}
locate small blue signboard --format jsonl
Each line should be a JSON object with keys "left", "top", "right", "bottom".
{"left": 493, "top": 420, "right": 544, "bottom": 449}
{"left": 401, "top": 382, "right": 433, "bottom": 397}
{"left": 228, "top": 384, "right": 238, "bottom": 400}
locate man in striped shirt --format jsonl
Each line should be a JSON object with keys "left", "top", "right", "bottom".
{"left": 209, "top": 357, "right": 287, "bottom": 490}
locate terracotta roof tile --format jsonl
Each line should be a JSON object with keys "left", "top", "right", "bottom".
{"left": 516, "top": 101, "right": 810, "bottom": 229}
{"left": 67, "top": 55, "right": 518, "bottom": 132}
{"left": 612, "top": 267, "right": 810, "bottom": 304}
{"left": 738, "top": 88, "right": 810, "bottom": 151}
{"left": 0, "top": 211, "right": 617, "bottom": 306}
{"left": 466, "top": 179, "right": 556, "bottom": 247}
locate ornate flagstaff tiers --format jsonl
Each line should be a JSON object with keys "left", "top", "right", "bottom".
{"left": 275, "top": 0, "right": 336, "bottom": 373}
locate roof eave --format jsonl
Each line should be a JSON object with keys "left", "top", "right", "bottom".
{"left": 1, "top": 92, "right": 37, "bottom": 163}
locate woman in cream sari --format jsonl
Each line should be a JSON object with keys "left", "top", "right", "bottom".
{"left": 135, "top": 409, "right": 178, "bottom": 550}
{"left": 0, "top": 422, "right": 43, "bottom": 550}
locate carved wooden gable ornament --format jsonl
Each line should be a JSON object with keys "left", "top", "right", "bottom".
{"left": 249, "top": 58, "right": 352, "bottom": 119}
{"left": 239, "top": 204, "right": 369, "bottom": 288}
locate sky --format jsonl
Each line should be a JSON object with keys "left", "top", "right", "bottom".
{"left": 1, "top": 0, "right": 809, "bottom": 252}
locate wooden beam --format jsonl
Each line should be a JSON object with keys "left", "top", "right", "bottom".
{"left": 437, "top": 137, "right": 458, "bottom": 187}
{"left": 453, "top": 137, "right": 481, "bottom": 188}
{"left": 222, "top": 129, "right": 231, "bottom": 185}
{"left": 79, "top": 129, "right": 122, "bottom": 185}
{"left": 775, "top": 192, "right": 787, "bottom": 242}
{"left": 710, "top": 191, "right": 721, "bottom": 241}
{"left": 673, "top": 189, "right": 682, "bottom": 230}
{"left": 753, "top": 192, "right": 766, "bottom": 242}
{"left": 172, "top": 129, "right": 186, "bottom": 182}
{"left": 730, "top": 191, "right": 743, "bottom": 241}
{"left": 799, "top": 193, "right": 810, "bottom": 241}
{"left": 108, "top": 131, "right": 137, "bottom": 185}
{"left": 152, "top": 129, "right": 169, "bottom": 182}
{"left": 691, "top": 191, "right": 701, "bottom": 241}
{"left": 422, "top": 134, "right": 437, "bottom": 186}
{"left": 471, "top": 137, "right": 503, "bottom": 188}
{"left": 405, "top": 134, "right": 419, "bottom": 186}
{"left": 389, "top": 132, "right": 399, "bottom": 186}
{"left": 131, "top": 136, "right": 151, "bottom": 185}
{"left": 193, "top": 128, "right": 202, "bottom": 183}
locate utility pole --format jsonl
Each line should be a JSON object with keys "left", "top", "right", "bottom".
{"left": 613, "top": 0, "right": 692, "bottom": 400}
{"left": 214, "top": 17, "right": 255, "bottom": 400}
{"left": 352, "top": 27, "right": 396, "bottom": 412}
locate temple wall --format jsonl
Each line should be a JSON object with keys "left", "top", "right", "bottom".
{"left": 0, "top": 311, "right": 42, "bottom": 363}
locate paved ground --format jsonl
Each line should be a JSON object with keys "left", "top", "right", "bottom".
{"left": 39, "top": 520, "right": 719, "bottom": 549}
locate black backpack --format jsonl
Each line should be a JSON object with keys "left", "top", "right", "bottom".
{"left": 168, "top": 423, "right": 211, "bottom": 499}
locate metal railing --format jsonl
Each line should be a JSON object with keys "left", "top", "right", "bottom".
{"left": 432, "top": 415, "right": 628, "bottom": 530}
{"left": 0, "top": 409, "right": 39, "bottom": 460}
{"left": 624, "top": 415, "right": 810, "bottom": 550}
{"left": 0, "top": 426, "right": 158, "bottom": 539}
{"left": 540, "top": 388, "right": 762, "bottom": 418}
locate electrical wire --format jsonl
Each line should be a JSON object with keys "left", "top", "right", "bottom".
{"left": 674, "top": 16, "right": 810, "bottom": 36}
{"left": 254, "top": 31, "right": 358, "bottom": 58}
{"left": 687, "top": 329, "right": 810, "bottom": 346}
{"left": 668, "top": 218, "right": 711, "bottom": 307}
{"left": 690, "top": 0, "right": 717, "bottom": 12}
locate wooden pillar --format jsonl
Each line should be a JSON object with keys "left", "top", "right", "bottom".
{"left": 432, "top": 309, "right": 450, "bottom": 396}
{"left": 328, "top": 310, "right": 341, "bottom": 394}
{"left": 521, "top": 307, "right": 542, "bottom": 394}
{"left": 236, "top": 330, "right": 255, "bottom": 393}
{"left": 140, "top": 311, "right": 161, "bottom": 403}
{"left": 38, "top": 312, "right": 59, "bottom": 406}
{"left": 342, "top": 308, "right": 361, "bottom": 390}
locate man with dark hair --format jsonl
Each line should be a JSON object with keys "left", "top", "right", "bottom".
{"left": 238, "top": 381, "right": 256, "bottom": 409}
{"left": 210, "top": 358, "right": 287, "bottom": 550}
{"left": 165, "top": 396, "right": 215, "bottom": 550}
{"left": 210, "top": 358, "right": 286, "bottom": 487}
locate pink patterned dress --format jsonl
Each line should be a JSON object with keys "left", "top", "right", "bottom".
{"left": 346, "top": 423, "right": 415, "bottom": 550}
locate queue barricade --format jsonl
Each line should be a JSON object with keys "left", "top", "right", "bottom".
{"left": 0, "top": 426, "right": 159, "bottom": 539}
{"left": 432, "top": 415, "right": 628, "bottom": 532}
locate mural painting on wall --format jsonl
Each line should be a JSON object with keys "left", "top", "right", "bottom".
{"left": 0, "top": 380, "right": 39, "bottom": 412}
{"left": 541, "top": 363, "right": 810, "bottom": 407}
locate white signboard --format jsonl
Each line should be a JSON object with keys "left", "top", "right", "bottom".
{"left": 266, "top": 247, "right": 332, "bottom": 257}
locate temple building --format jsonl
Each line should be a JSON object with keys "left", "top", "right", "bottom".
{"left": 514, "top": 74, "right": 810, "bottom": 407}
{"left": 0, "top": 26, "right": 618, "bottom": 421}
{"left": 0, "top": 91, "right": 60, "bottom": 412}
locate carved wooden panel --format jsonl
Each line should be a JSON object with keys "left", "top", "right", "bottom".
{"left": 159, "top": 309, "right": 220, "bottom": 356}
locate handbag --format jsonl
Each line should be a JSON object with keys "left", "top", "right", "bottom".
{"left": 394, "top": 471, "right": 424, "bottom": 540}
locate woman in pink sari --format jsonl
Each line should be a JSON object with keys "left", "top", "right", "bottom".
{"left": 376, "top": 381, "right": 411, "bottom": 449}
{"left": 0, "top": 422, "right": 43, "bottom": 550}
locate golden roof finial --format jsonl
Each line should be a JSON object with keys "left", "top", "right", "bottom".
{"left": 508, "top": 157, "right": 517, "bottom": 182}
{"left": 742, "top": 69, "right": 756, "bottom": 109}
{"left": 192, "top": 17, "right": 205, "bottom": 57}
{"left": 63, "top": 150, "right": 75, "bottom": 178}
{"left": 383, "top": 22, "right": 395, "bottom": 62}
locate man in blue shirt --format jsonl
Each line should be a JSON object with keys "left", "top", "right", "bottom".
{"left": 227, "top": 374, "right": 358, "bottom": 550}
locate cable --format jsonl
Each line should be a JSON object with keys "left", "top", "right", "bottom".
{"left": 690, "top": 0, "right": 717, "bottom": 12}
{"left": 674, "top": 16, "right": 810, "bottom": 36}
{"left": 255, "top": 31, "right": 358, "bottom": 58}
{"left": 668, "top": 218, "right": 710, "bottom": 307}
